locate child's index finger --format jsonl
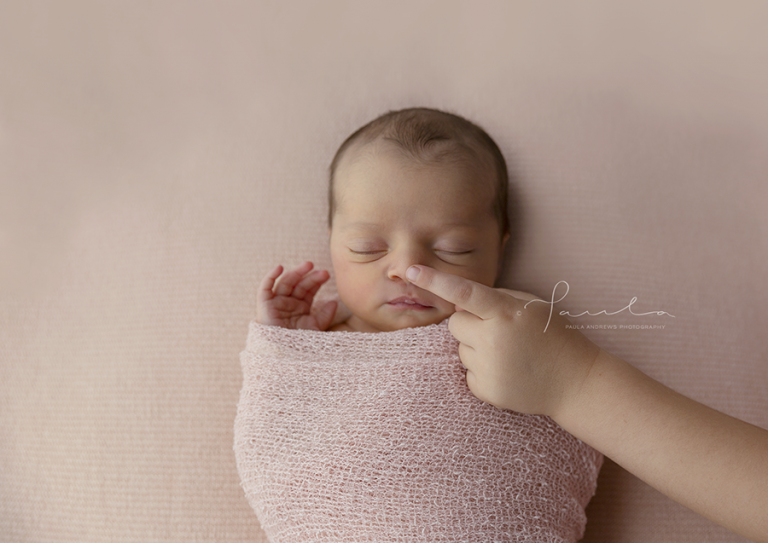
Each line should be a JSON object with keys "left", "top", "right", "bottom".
{"left": 405, "top": 265, "right": 502, "bottom": 320}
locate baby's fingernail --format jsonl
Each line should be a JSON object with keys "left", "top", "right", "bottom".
{"left": 406, "top": 266, "right": 420, "bottom": 281}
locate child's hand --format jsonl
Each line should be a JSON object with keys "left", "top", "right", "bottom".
{"left": 408, "top": 265, "right": 768, "bottom": 543}
{"left": 404, "top": 264, "right": 600, "bottom": 419}
{"left": 256, "top": 262, "right": 337, "bottom": 331}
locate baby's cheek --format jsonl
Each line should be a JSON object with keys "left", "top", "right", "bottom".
{"left": 333, "top": 261, "right": 372, "bottom": 307}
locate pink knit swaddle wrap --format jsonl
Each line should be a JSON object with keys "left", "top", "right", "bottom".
{"left": 234, "top": 321, "right": 602, "bottom": 542}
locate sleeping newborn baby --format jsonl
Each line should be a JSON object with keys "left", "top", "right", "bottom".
{"left": 234, "top": 108, "right": 602, "bottom": 542}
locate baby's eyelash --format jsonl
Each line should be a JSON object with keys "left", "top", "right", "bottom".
{"left": 349, "top": 249, "right": 386, "bottom": 255}
{"left": 347, "top": 248, "right": 473, "bottom": 256}
{"left": 436, "top": 249, "right": 474, "bottom": 255}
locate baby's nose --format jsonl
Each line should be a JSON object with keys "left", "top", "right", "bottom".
{"left": 387, "top": 247, "right": 427, "bottom": 282}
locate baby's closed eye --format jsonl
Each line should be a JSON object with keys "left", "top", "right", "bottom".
{"left": 349, "top": 248, "right": 386, "bottom": 255}
{"left": 434, "top": 248, "right": 474, "bottom": 264}
{"left": 344, "top": 239, "right": 476, "bottom": 264}
{"left": 435, "top": 247, "right": 473, "bottom": 255}
{"left": 346, "top": 241, "right": 388, "bottom": 262}
{"left": 434, "top": 242, "right": 474, "bottom": 255}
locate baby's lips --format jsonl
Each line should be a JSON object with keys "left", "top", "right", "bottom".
{"left": 388, "top": 296, "right": 433, "bottom": 308}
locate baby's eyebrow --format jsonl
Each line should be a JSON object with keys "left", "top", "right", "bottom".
{"left": 339, "top": 221, "right": 479, "bottom": 233}
{"left": 438, "top": 222, "right": 478, "bottom": 229}
{"left": 337, "top": 221, "right": 381, "bottom": 232}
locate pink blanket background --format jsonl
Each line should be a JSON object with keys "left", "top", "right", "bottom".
{"left": 2, "top": 2, "right": 766, "bottom": 541}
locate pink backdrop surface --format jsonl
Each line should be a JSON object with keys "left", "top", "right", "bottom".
{"left": 1, "top": 2, "right": 766, "bottom": 541}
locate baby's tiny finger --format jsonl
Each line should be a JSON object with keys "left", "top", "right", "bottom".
{"left": 315, "top": 300, "right": 338, "bottom": 331}
{"left": 274, "top": 261, "right": 315, "bottom": 296}
{"left": 257, "top": 265, "right": 284, "bottom": 302}
{"left": 295, "top": 270, "right": 330, "bottom": 300}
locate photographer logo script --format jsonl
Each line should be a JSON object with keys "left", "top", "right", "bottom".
{"left": 523, "top": 281, "right": 675, "bottom": 333}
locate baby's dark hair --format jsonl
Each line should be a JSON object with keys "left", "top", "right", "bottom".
{"left": 328, "top": 107, "right": 510, "bottom": 238}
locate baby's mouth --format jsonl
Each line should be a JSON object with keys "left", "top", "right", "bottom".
{"left": 387, "top": 296, "right": 434, "bottom": 310}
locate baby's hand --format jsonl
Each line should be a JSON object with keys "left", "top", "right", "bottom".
{"left": 256, "top": 262, "right": 337, "bottom": 331}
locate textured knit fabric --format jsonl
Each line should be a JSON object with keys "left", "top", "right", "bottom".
{"left": 234, "top": 321, "right": 603, "bottom": 543}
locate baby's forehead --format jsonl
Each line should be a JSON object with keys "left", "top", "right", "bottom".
{"left": 336, "top": 138, "right": 493, "bottom": 190}
{"left": 333, "top": 143, "right": 498, "bottom": 232}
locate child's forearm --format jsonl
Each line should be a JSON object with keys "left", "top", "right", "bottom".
{"left": 555, "top": 348, "right": 768, "bottom": 543}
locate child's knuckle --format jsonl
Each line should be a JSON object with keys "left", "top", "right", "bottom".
{"left": 454, "top": 281, "right": 474, "bottom": 304}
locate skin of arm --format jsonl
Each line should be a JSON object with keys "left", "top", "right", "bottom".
{"left": 561, "top": 348, "right": 768, "bottom": 543}
{"left": 406, "top": 264, "right": 768, "bottom": 543}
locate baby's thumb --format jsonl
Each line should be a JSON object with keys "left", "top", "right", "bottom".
{"left": 316, "top": 301, "right": 338, "bottom": 331}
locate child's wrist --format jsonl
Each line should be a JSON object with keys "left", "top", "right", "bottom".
{"left": 550, "top": 342, "right": 605, "bottom": 429}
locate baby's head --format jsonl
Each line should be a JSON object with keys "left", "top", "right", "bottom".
{"left": 328, "top": 107, "right": 510, "bottom": 332}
